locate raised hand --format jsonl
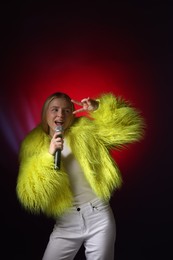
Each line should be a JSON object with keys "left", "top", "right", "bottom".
{"left": 71, "top": 97, "right": 99, "bottom": 114}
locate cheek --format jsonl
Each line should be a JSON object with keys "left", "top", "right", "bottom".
{"left": 46, "top": 112, "right": 53, "bottom": 124}
{"left": 65, "top": 115, "right": 74, "bottom": 127}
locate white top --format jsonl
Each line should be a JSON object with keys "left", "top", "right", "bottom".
{"left": 61, "top": 138, "right": 97, "bottom": 206}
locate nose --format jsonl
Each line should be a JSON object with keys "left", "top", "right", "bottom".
{"left": 57, "top": 109, "right": 64, "bottom": 117}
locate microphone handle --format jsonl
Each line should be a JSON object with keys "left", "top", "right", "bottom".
{"left": 54, "top": 126, "right": 63, "bottom": 170}
{"left": 55, "top": 149, "right": 61, "bottom": 170}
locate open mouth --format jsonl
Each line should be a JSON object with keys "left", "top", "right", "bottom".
{"left": 55, "top": 121, "right": 64, "bottom": 126}
{"left": 54, "top": 122, "right": 64, "bottom": 132}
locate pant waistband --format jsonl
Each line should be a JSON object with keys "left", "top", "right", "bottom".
{"left": 72, "top": 198, "right": 108, "bottom": 212}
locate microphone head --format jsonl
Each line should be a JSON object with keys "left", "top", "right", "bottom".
{"left": 55, "top": 125, "right": 64, "bottom": 133}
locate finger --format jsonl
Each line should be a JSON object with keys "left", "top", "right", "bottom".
{"left": 72, "top": 108, "right": 85, "bottom": 114}
{"left": 71, "top": 99, "right": 83, "bottom": 106}
{"left": 81, "top": 97, "right": 90, "bottom": 103}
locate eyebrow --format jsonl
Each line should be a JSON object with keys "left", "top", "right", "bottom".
{"left": 50, "top": 105, "right": 72, "bottom": 109}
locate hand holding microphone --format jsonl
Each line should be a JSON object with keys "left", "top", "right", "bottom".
{"left": 49, "top": 126, "right": 64, "bottom": 170}
{"left": 54, "top": 125, "right": 64, "bottom": 170}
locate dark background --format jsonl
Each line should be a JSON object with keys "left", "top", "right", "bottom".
{"left": 0, "top": 1, "right": 172, "bottom": 259}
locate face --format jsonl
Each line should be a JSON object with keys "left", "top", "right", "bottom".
{"left": 46, "top": 97, "right": 74, "bottom": 137}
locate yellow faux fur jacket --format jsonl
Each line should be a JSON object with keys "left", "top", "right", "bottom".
{"left": 16, "top": 93, "right": 145, "bottom": 218}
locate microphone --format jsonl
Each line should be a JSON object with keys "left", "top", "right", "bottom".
{"left": 54, "top": 125, "right": 63, "bottom": 170}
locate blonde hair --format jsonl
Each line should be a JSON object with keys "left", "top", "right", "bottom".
{"left": 41, "top": 92, "right": 75, "bottom": 134}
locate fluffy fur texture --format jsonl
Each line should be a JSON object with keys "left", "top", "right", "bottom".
{"left": 16, "top": 93, "right": 145, "bottom": 218}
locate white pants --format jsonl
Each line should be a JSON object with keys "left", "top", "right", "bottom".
{"left": 42, "top": 198, "right": 116, "bottom": 260}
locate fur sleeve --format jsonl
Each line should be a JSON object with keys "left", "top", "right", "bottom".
{"left": 90, "top": 93, "right": 145, "bottom": 149}
{"left": 16, "top": 126, "right": 72, "bottom": 214}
